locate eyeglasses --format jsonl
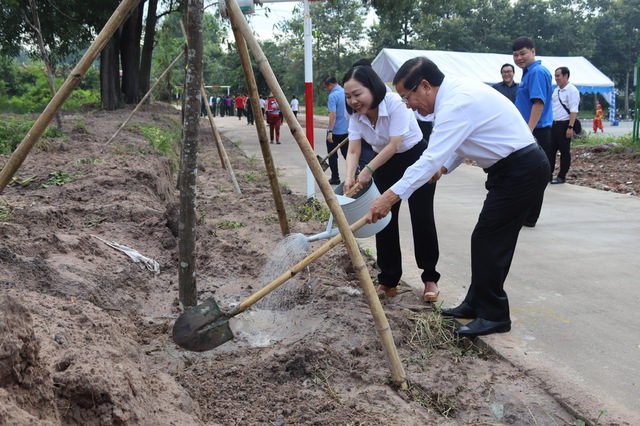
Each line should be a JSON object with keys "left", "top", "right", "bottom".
{"left": 400, "top": 84, "right": 418, "bottom": 105}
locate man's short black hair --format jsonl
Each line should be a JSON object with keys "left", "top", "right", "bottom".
{"left": 392, "top": 57, "right": 445, "bottom": 89}
{"left": 322, "top": 76, "right": 337, "bottom": 86}
{"left": 556, "top": 66, "right": 570, "bottom": 78}
{"left": 342, "top": 66, "right": 387, "bottom": 114}
{"left": 512, "top": 36, "right": 535, "bottom": 51}
{"left": 501, "top": 63, "right": 515, "bottom": 73}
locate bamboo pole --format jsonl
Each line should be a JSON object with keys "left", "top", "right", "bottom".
{"left": 225, "top": 0, "right": 406, "bottom": 389}
{"left": 200, "top": 84, "right": 242, "bottom": 194}
{"left": 0, "top": 0, "right": 140, "bottom": 194}
{"left": 178, "top": 20, "right": 241, "bottom": 195}
{"left": 228, "top": 11, "right": 290, "bottom": 236}
{"left": 106, "top": 49, "right": 185, "bottom": 145}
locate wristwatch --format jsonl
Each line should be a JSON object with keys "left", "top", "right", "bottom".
{"left": 568, "top": 125, "right": 574, "bottom": 129}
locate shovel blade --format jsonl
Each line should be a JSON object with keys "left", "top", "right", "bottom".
{"left": 316, "top": 154, "right": 329, "bottom": 171}
{"left": 172, "top": 299, "right": 234, "bottom": 352}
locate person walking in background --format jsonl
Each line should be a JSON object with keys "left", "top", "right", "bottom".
{"left": 224, "top": 95, "right": 232, "bottom": 117}
{"left": 235, "top": 93, "right": 246, "bottom": 120}
{"left": 259, "top": 95, "right": 266, "bottom": 117}
{"left": 513, "top": 36, "right": 553, "bottom": 228}
{"left": 209, "top": 93, "right": 217, "bottom": 117}
{"left": 342, "top": 65, "right": 441, "bottom": 304}
{"left": 290, "top": 95, "right": 299, "bottom": 118}
{"left": 266, "top": 93, "right": 282, "bottom": 144}
{"left": 367, "top": 56, "right": 548, "bottom": 337}
{"left": 246, "top": 96, "right": 254, "bottom": 125}
{"left": 550, "top": 67, "right": 580, "bottom": 184}
{"left": 593, "top": 103, "right": 604, "bottom": 133}
{"left": 492, "top": 63, "right": 519, "bottom": 103}
{"left": 322, "top": 76, "right": 350, "bottom": 185}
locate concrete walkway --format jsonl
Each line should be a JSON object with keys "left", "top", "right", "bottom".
{"left": 212, "top": 113, "right": 640, "bottom": 423}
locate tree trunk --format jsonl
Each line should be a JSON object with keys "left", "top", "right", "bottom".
{"left": 120, "top": 1, "right": 144, "bottom": 104}
{"left": 140, "top": 0, "right": 158, "bottom": 98}
{"left": 26, "top": 0, "right": 63, "bottom": 129}
{"left": 100, "top": 37, "right": 121, "bottom": 111}
{"left": 178, "top": 0, "right": 204, "bottom": 307}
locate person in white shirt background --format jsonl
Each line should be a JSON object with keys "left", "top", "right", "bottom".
{"left": 550, "top": 66, "right": 581, "bottom": 184}
{"left": 290, "top": 95, "right": 299, "bottom": 118}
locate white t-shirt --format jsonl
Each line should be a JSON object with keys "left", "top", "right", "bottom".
{"left": 391, "top": 77, "right": 536, "bottom": 200}
{"left": 348, "top": 92, "right": 423, "bottom": 154}
{"left": 291, "top": 98, "right": 299, "bottom": 111}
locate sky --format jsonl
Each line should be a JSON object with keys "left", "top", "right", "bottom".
{"left": 225, "top": 1, "right": 376, "bottom": 42}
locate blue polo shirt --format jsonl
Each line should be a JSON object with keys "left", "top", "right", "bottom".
{"left": 515, "top": 60, "right": 553, "bottom": 128}
{"left": 327, "top": 85, "right": 348, "bottom": 135}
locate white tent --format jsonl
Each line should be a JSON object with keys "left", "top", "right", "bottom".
{"left": 372, "top": 48, "right": 615, "bottom": 104}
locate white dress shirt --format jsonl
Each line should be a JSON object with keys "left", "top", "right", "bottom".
{"left": 552, "top": 82, "right": 580, "bottom": 120}
{"left": 348, "top": 92, "right": 423, "bottom": 154}
{"left": 391, "top": 77, "right": 536, "bottom": 200}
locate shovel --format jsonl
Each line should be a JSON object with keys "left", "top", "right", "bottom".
{"left": 173, "top": 216, "right": 368, "bottom": 352}
{"left": 316, "top": 136, "right": 349, "bottom": 171}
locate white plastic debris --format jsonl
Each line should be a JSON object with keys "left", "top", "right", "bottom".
{"left": 91, "top": 235, "right": 160, "bottom": 274}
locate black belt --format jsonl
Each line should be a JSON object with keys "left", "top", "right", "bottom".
{"left": 483, "top": 143, "right": 539, "bottom": 174}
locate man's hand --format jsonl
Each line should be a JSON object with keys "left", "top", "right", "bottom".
{"left": 428, "top": 166, "right": 447, "bottom": 184}
{"left": 367, "top": 190, "right": 400, "bottom": 223}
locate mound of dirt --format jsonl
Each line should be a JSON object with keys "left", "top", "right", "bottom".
{"left": 2, "top": 104, "right": 627, "bottom": 425}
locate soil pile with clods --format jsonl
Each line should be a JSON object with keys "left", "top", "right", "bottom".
{"left": 0, "top": 103, "right": 597, "bottom": 425}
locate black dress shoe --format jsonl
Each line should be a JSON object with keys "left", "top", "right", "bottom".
{"left": 440, "top": 302, "right": 477, "bottom": 319}
{"left": 329, "top": 179, "right": 340, "bottom": 185}
{"left": 550, "top": 177, "right": 566, "bottom": 184}
{"left": 455, "top": 318, "right": 511, "bottom": 338}
{"left": 523, "top": 220, "right": 536, "bottom": 228}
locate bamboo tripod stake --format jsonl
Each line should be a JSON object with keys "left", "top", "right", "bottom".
{"left": 225, "top": 0, "right": 407, "bottom": 389}
{"left": 106, "top": 49, "right": 186, "bottom": 145}
{"left": 0, "top": 0, "right": 140, "bottom": 194}
{"left": 228, "top": 11, "right": 290, "bottom": 236}
{"left": 178, "top": 20, "right": 241, "bottom": 195}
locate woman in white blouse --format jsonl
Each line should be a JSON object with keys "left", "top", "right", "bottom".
{"left": 342, "top": 65, "right": 441, "bottom": 303}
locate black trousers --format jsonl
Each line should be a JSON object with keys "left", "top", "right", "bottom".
{"left": 327, "top": 133, "right": 349, "bottom": 181}
{"left": 526, "top": 127, "right": 551, "bottom": 224}
{"left": 465, "top": 144, "right": 549, "bottom": 322}
{"left": 373, "top": 140, "right": 440, "bottom": 287}
{"left": 551, "top": 121, "right": 572, "bottom": 179}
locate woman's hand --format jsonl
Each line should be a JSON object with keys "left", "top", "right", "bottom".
{"left": 343, "top": 177, "right": 357, "bottom": 197}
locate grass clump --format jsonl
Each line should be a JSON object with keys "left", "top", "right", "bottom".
{"left": 0, "top": 116, "right": 63, "bottom": 155}
{"left": 297, "top": 198, "right": 330, "bottom": 223}
{"left": 131, "top": 123, "right": 180, "bottom": 167}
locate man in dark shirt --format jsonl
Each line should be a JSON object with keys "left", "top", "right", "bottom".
{"left": 492, "top": 63, "right": 519, "bottom": 103}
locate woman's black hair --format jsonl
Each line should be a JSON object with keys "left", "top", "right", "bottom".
{"left": 392, "top": 57, "right": 445, "bottom": 92}
{"left": 342, "top": 66, "right": 387, "bottom": 115}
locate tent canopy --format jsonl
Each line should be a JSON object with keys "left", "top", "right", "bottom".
{"left": 372, "top": 48, "right": 615, "bottom": 103}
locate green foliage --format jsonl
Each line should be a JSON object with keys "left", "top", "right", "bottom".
{"left": 297, "top": 199, "right": 330, "bottom": 223}
{"left": 133, "top": 123, "right": 180, "bottom": 159}
{"left": 218, "top": 219, "right": 242, "bottom": 229}
{"left": 41, "top": 170, "right": 72, "bottom": 188}
{"left": 0, "top": 200, "right": 15, "bottom": 222}
{"left": 0, "top": 60, "right": 100, "bottom": 113}
{"left": 0, "top": 115, "right": 63, "bottom": 155}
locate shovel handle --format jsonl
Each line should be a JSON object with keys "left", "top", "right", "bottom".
{"left": 319, "top": 136, "right": 349, "bottom": 164}
{"left": 230, "top": 216, "right": 369, "bottom": 315}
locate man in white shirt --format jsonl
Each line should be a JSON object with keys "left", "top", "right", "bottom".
{"left": 368, "top": 56, "right": 550, "bottom": 338}
{"left": 550, "top": 67, "right": 580, "bottom": 184}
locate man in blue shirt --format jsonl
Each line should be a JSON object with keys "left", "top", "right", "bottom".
{"left": 513, "top": 36, "right": 552, "bottom": 227}
{"left": 322, "top": 76, "right": 349, "bottom": 185}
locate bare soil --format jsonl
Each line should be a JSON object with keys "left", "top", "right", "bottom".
{"left": 0, "top": 104, "right": 634, "bottom": 425}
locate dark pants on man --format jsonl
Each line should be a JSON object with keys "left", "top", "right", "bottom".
{"left": 373, "top": 140, "right": 440, "bottom": 287}
{"left": 465, "top": 144, "right": 549, "bottom": 322}
{"left": 327, "top": 133, "right": 349, "bottom": 182}
{"left": 550, "top": 121, "right": 572, "bottom": 180}
{"left": 525, "top": 127, "right": 551, "bottom": 225}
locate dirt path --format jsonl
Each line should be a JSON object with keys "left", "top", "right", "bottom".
{"left": 0, "top": 104, "right": 620, "bottom": 425}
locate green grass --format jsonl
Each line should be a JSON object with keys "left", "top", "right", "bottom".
{"left": 41, "top": 170, "right": 72, "bottom": 188}
{"left": 0, "top": 116, "right": 63, "bottom": 155}
{"left": 297, "top": 198, "right": 330, "bottom": 223}
{"left": 218, "top": 219, "right": 242, "bottom": 229}
{"left": 130, "top": 122, "right": 181, "bottom": 169}
{"left": 574, "top": 132, "right": 638, "bottom": 152}
{"left": 0, "top": 201, "right": 14, "bottom": 222}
